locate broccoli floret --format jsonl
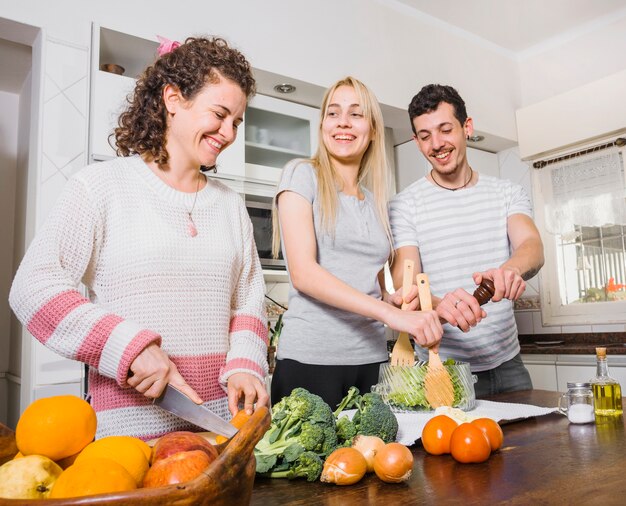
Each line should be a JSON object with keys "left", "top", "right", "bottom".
{"left": 310, "top": 395, "right": 335, "bottom": 426}
{"left": 299, "top": 422, "right": 324, "bottom": 452}
{"left": 354, "top": 393, "right": 398, "bottom": 443}
{"left": 264, "top": 451, "right": 323, "bottom": 482}
{"left": 336, "top": 416, "right": 357, "bottom": 446}
{"left": 255, "top": 387, "right": 336, "bottom": 480}
{"left": 334, "top": 389, "right": 399, "bottom": 444}
{"left": 320, "top": 426, "right": 338, "bottom": 458}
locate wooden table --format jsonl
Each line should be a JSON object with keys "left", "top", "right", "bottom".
{"left": 251, "top": 390, "right": 625, "bottom": 505}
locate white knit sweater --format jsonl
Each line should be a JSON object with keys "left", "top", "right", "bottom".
{"left": 10, "top": 156, "right": 268, "bottom": 440}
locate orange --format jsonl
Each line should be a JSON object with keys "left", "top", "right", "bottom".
{"left": 118, "top": 435, "right": 152, "bottom": 462}
{"left": 16, "top": 395, "right": 97, "bottom": 461}
{"left": 449, "top": 423, "right": 491, "bottom": 464}
{"left": 215, "top": 410, "right": 251, "bottom": 444}
{"left": 76, "top": 436, "right": 149, "bottom": 486}
{"left": 12, "top": 451, "right": 24, "bottom": 459}
{"left": 471, "top": 418, "right": 504, "bottom": 451}
{"left": 421, "top": 414, "right": 458, "bottom": 455}
{"left": 49, "top": 457, "right": 136, "bottom": 498}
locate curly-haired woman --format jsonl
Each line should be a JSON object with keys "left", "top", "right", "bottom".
{"left": 9, "top": 37, "right": 269, "bottom": 439}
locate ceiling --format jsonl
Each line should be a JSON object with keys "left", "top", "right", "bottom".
{"left": 394, "top": 0, "right": 626, "bottom": 55}
{"left": 2, "top": 2, "right": 625, "bottom": 151}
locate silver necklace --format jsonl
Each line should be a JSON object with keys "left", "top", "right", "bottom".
{"left": 186, "top": 172, "right": 202, "bottom": 237}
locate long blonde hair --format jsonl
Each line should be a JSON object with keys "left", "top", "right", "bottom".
{"left": 272, "top": 76, "right": 393, "bottom": 258}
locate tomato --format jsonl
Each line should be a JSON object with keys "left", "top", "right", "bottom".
{"left": 471, "top": 418, "right": 504, "bottom": 451}
{"left": 421, "top": 415, "right": 458, "bottom": 455}
{"left": 449, "top": 423, "right": 491, "bottom": 463}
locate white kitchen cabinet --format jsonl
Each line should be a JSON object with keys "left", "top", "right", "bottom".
{"left": 521, "top": 354, "right": 558, "bottom": 391}
{"left": 522, "top": 353, "right": 626, "bottom": 393}
{"left": 242, "top": 94, "right": 318, "bottom": 191}
{"left": 89, "top": 25, "right": 245, "bottom": 176}
{"left": 89, "top": 70, "right": 135, "bottom": 161}
{"left": 556, "top": 355, "right": 626, "bottom": 392}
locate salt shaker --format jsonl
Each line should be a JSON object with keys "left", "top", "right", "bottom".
{"left": 558, "top": 382, "right": 595, "bottom": 424}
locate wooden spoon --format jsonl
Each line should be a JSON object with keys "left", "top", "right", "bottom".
{"left": 416, "top": 273, "right": 454, "bottom": 408}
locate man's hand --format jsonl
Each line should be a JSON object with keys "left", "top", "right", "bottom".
{"left": 473, "top": 267, "right": 526, "bottom": 302}
{"left": 227, "top": 372, "right": 269, "bottom": 416}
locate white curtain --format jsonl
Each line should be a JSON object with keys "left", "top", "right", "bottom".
{"left": 538, "top": 150, "right": 626, "bottom": 239}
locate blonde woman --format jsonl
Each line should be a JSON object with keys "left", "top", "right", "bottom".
{"left": 271, "top": 77, "right": 443, "bottom": 408}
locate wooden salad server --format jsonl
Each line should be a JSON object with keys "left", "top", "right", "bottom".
{"left": 416, "top": 273, "right": 454, "bottom": 408}
{"left": 389, "top": 259, "right": 416, "bottom": 366}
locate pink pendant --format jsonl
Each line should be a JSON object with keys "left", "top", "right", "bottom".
{"left": 187, "top": 216, "right": 198, "bottom": 237}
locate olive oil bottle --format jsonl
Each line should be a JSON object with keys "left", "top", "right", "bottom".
{"left": 590, "top": 347, "right": 623, "bottom": 417}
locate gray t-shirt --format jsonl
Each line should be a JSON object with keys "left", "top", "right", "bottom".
{"left": 276, "top": 161, "right": 390, "bottom": 365}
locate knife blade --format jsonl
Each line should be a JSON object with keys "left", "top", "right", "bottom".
{"left": 154, "top": 384, "right": 238, "bottom": 438}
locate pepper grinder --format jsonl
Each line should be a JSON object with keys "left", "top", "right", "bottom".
{"left": 473, "top": 278, "right": 495, "bottom": 305}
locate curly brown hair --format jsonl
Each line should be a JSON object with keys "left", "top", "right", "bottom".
{"left": 114, "top": 36, "right": 256, "bottom": 167}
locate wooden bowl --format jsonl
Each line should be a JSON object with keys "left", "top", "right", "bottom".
{"left": 0, "top": 407, "right": 270, "bottom": 505}
{"left": 99, "top": 63, "right": 125, "bottom": 75}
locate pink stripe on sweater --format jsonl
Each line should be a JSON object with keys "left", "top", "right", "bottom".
{"left": 26, "top": 290, "right": 89, "bottom": 344}
{"left": 230, "top": 314, "right": 269, "bottom": 345}
{"left": 221, "top": 357, "right": 265, "bottom": 379}
{"left": 89, "top": 370, "right": 152, "bottom": 412}
{"left": 117, "top": 329, "right": 162, "bottom": 386}
{"left": 92, "top": 354, "right": 228, "bottom": 412}
{"left": 170, "top": 354, "right": 228, "bottom": 401}
{"left": 76, "top": 314, "right": 124, "bottom": 368}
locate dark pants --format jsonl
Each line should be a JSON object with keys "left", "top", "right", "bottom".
{"left": 271, "top": 358, "right": 385, "bottom": 410}
{"left": 473, "top": 353, "right": 533, "bottom": 398}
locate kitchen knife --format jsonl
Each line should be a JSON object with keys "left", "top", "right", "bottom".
{"left": 154, "top": 384, "right": 238, "bottom": 438}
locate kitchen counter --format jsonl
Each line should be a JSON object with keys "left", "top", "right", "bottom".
{"left": 251, "top": 390, "right": 625, "bottom": 505}
{"left": 519, "top": 332, "right": 626, "bottom": 355}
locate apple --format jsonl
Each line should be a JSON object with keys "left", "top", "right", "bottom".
{"left": 143, "top": 450, "right": 211, "bottom": 488}
{"left": 0, "top": 454, "right": 63, "bottom": 499}
{"left": 55, "top": 451, "right": 80, "bottom": 470}
{"left": 151, "top": 431, "right": 218, "bottom": 464}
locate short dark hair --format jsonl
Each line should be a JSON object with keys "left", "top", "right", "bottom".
{"left": 114, "top": 36, "right": 256, "bottom": 167}
{"left": 408, "top": 84, "right": 467, "bottom": 135}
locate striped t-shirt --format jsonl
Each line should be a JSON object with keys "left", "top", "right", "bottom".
{"left": 389, "top": 174, "right": 532, "bottom": 372}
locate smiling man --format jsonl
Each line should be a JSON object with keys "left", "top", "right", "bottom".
{"left": 389, "top": 84, "right": 544, "bottom": 397}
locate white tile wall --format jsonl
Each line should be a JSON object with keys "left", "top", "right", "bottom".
{"left": 514, "top": 312, "right": 533, "bottom": 335}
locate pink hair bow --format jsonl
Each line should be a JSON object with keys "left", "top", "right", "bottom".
{"left": 157, "top": 35, "right": 181, "bottom": 56}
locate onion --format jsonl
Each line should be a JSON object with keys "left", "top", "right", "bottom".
{"left": 352, "top": 435, "right": 385, "bottom": 473}
{"left": 373, "top": 442, "right": 413, "bottom": 483}
{"left": 320, "top": 447, "right": 367, "bottom": 485}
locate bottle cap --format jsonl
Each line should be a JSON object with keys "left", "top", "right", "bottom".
{"left": 596, "top": 347, "right": 607, "bottom": 358}
{"left": 566, "top": 382, "right": 591, "bottom": 389}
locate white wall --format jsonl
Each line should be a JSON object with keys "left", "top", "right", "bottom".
{"left": 518, "top": 14, "right": 626, "bottom": 107}
{"left": 1, "top": 0, "right": 521, "bottom": 143}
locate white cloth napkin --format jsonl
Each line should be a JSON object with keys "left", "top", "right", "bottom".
{"left": 394, "top": 400, "right": 558, "bottom": 446}
{"left": 341, "top": 400, "right": 558, "bottom": 447}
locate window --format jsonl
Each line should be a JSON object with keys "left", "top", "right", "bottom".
{"left": 533, "top": 138, "right": 626, "bottom": 325}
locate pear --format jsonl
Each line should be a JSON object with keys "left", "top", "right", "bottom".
{"left": 0, "top": 454, "right": 63, "bottom": 499}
